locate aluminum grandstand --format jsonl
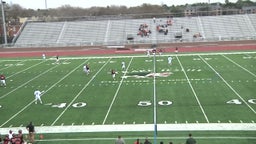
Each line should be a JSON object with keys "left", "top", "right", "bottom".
{"left": 12, "top": 14, "right": 256, "bottom": 48}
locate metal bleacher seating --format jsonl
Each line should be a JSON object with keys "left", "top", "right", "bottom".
{"left": 15, "top": 22, "right": 64, "bottom": 45}
{"left": 200, "top": 14, "right": 256, "bottom": 40}
{"left": 13, "top": 14, "right": 256, "bottom": 47}
{"left": 57, "top": 21, "right": 107, "bottom": 45}
{"left": 246, "top": 14, "right": 256, "bottom": 36}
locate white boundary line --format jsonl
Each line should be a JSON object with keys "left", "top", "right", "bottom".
{"left": 0, "top": 123, "right": 256, "bottom": 134}
{"left": 34, "top": 136, "right": 256, "bottom": 142}
{"left": 1, "top": 51, "right": 255, "bottom": 61}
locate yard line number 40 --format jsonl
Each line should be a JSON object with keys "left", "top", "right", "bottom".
{"left": 45, "top": 99, "right": 256, "bottom": 108}
{"left": 49, "top": 100, "right": 173, "bottom": 108}
{"left": 1, "top": 99, "right": 255, "bottom": 109}
{"left": 226, "top": 99, "right": 256, "bottom": 105}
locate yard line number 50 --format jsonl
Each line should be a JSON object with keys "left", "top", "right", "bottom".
{"left": 1, "top": 99, "right": 255, "bottom": 109}
{"left": 138, "top": 100, "right": 172, "bottom": 106}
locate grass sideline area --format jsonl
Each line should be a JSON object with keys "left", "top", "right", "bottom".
{"left": 31, "top": 131, "right": 256, "bottom": 144}
{"left": 0, "top": 51, "right": 255, "bottom": 143}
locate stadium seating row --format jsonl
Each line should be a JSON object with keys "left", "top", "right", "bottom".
{"left": 14, "top": 14, "right": 256, "bottom": 47}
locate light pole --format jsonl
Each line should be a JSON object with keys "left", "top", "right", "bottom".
{"left": 45, "top": 0, "right": 47, "bottom": 9}
{"left": 1, "top": 0, "right": 7, "bottom": 45}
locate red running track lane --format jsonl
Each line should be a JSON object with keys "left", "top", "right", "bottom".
{"left": 0, "top": 45, "right": 255, "bottom": 58}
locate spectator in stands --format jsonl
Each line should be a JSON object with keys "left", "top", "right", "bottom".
{"left": 156, "top": 24, "right": 168, "bottom": 35}
{"left": 160, "top": 141, "right": 164, "bottom": 144}
{"left": 138, "top": 24, "right": 151, "bottom": 37}
{"left": 193, "top": 33, "right": 202, "bottom": 39}
{"left": 167, "top": 19, "right": 172, "bottom": 25}
{"left": 186, "top": 133, "right": 196, "bottom": 144}
{"left": 169, "top": 142, "right": 173, "bottom": 144}
{"left": 115, "top": 135, "right": 125, "bottom": 144}
{"left": 164, "top": 28, "right": 168, "bottom": 35}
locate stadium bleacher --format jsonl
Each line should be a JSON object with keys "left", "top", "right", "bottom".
{"left": 13, "top": 14, "right": 256, "bottom": 47}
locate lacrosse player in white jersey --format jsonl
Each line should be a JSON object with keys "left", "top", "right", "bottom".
{"left": 121, "top": 61, "right": 126, "bottom": 71}
{"left": 34, "top": 89, "right": 44, "bottom": 104}
{"left": 168, "top": 56, "right": 173, "bottom": 65}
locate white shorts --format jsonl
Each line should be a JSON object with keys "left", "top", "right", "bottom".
{"left": 35, "top": 95, "right": 41, "bottom": 100}
{"left": 0, "top": 80, "right": 6, "bottom": 85}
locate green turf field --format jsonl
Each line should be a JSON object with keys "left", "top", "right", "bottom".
{"left": 0, "top": 51, "right": 255, "bottom": 144}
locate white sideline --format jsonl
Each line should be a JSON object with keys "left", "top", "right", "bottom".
{"left": 0, "top": 123, "right": 255, "bottom": 134}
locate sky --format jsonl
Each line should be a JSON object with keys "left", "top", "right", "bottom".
{"left": 4, "top": 0, "right": 244, "bottom": 9}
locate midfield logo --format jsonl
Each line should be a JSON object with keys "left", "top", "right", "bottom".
{"left": 121, "top": 72, "right": 172, "bottom": 79}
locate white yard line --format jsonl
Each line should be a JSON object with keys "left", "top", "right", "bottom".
{"left": 33, "top": 136, "right": 256, "bottom": 142}
{"left": 1, "top": 123, "right": 256, "bottom": 134}
{"left": 102, "top": 57, "right": 134, "bottom": 124}
{"left": 0, "top": 61, "right": 59, "bottom": 100}
{"left": 0, "top": 59, "right": 87, "bottom": 127}
{"left": 7, "top": 60, "right": 46, "bottom": 79}
{"left": 51, "top": 58, "right": 111, "bottom": 126}
{"left": 222, "top": 54, "right": 256, "bottom": 78}
{"left": 199, "top": 55, "right": 256, "bottom": 114}
{"left": 176, "top": 55, "right": 210, "bottom": 123}
{"left": 39, "top": 51, "right": 256, "bottom": 60}
{"left": 0, "top": 60, "right": 26, "bottom": 71}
